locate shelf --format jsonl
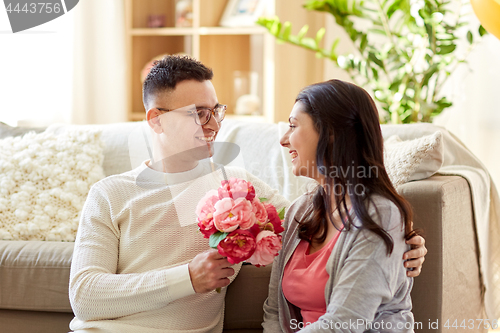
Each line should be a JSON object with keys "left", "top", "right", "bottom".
{"left": 197, "top": 26, "right": 267, "bottom": 35}
{"left": 130, "top": 26, "right": 267, "bottom": 37}
{"left": 131, "top": 28, "right": 197, "bottom": 36}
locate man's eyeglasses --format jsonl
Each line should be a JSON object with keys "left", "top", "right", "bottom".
{"left": 157, "top": 104, "right": 227, "bottom": 126}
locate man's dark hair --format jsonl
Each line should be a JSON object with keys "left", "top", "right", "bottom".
{"left": 142, "top": 54, "right": 213, "bottom": 109}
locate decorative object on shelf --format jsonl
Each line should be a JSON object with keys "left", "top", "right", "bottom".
{"left": 220, "top": 0, "right": 267, "bottom": 27}
{"left": 147, "top": 14, "right": 166, "bottom": 28}
{"left": 175, "top": 0, "right": 193, "bottom": 27}
{"left": 233, "top": 71, "right": 261, "bottom": 115}
{"left": 471, "top": 0, "right": 500, "bottom": 40}
{"left": 258, "top": 0, "right": 488, "bottom": 124}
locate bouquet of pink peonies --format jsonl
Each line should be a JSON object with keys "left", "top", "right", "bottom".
{"left": 196, "top": 177, "right": 285, "bottom": 266}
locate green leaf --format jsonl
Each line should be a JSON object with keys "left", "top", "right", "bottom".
{"left": 386, "top": 0, "right": 406, "bottom": 19}
{"left": 298, "top": 24, "right": 309, "bottom": 41}
{"left": 479, "top": 25, "right": 487, "bottom": 36}
{"left": 359, "top": 34, "right": 368, "bottom": 52}
{"left": 270, "top": 19, "right": 281, "bottom": 36}
{"left": 277, "top": 207, "right": 286, "bottom": 220}
{"left": 368, "top": 52, "right": 384, "bottom": 69}
{"left": 369, "top": 28, "right": 387, "bottom": 35}
{"left": 259, "top": 197, "right": 268, "bottom": 202}
{"left": 209, "top": 232, "right": 229, "bottom": 248}
{"left": 282, "top": 21, "right": 292, "bottom": 40}
{"left": 436, "top": 97, "right": 452, "bottom": 107}
{"left": 466, "top": 31, "right": 473, "bottom": 44}
{"left": 315, "top": 27, "right": 326, "bottom": 47}
{"left": 422, "top": 63, "right": 439, "bottom": 87}
{"left": 436, "top": 43, "right": 456, "bottom": 55}
{"left": 330, "top": 37, "right": 340, "bottom": 54}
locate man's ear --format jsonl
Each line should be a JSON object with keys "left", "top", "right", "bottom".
{"left": 147, "top": 108, "right": 163, "bottom": 134}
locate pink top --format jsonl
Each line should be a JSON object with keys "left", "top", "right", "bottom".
{"left": 282, "top": 228, "right": 343, "bottom": 324}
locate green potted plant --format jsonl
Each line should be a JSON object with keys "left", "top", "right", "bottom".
{"left": 258, "top": 0, "right": 486, "bottom": 123}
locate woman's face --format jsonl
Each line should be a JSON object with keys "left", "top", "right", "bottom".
{"left": 280, "top": 101, "right": 321, "bottom": 181}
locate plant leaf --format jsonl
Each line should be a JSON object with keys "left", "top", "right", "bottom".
{"left": 368, "top": 52, "right": 384, "bottom": 68}
{"left": 436, "top": 43, "right": 456, "bottom": 55}
{"left": 270, "top": 19, "right": 281, "bottom": 36}
{"left": 282, "top": 21, "right": 292, "bottom": 40}
{"left": 422, "top": 63, "right": 439, "bottom": 88}
{"left": 331, "top": 37, "right": 340, "bottom": 54}
{"left": 479, "top": 25, "right": 487, "bottom": 36}
{"left": 466, "top": 31, "right": 473, "bottom": 44}
{"left": 359, "top": 33, "right": 368, "bottom": 52}
{"left": 209, "top": 231, "right": 229, "bottom": 248}
{"left": 315, "top": 27, "right": 326, "bottom": 47}
{"left": 259, "top": 197, "right": 268, "bottom": 202}
{"left": 277, "top": 207, "right": 286, "bottom": 220}
{"left": 298, "top": 24, "right": 309, "bottom": 41}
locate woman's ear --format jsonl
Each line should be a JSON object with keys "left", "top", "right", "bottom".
{"left": 147, "top": 108, "right": 163, "bottom": 134}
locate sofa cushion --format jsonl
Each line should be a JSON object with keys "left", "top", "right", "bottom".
{"left": 384, "top": 131, "right": 444, "bottom": 187}
{"left": 48, "top": 122, "right": 148, "bottom": 177}
{"left": 0, "top": 240, "right": 74, "bottom": 312}
{"left": 0, "top": 128, "right": 105, "bottom": 241}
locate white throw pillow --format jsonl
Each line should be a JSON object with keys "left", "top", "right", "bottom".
{"left": 0, "top": 129, "right": 105, "bottom": 241}
{"left": 384, "top": 131, "right": 444, "bottom": 187}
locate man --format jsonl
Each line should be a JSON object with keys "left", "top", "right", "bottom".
{"left": 69, "top": 55, "right": 426, "bottom": 333}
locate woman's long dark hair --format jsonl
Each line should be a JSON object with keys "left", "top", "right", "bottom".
{"left": 296, "top": 79, "right": 414, "bottom": 255}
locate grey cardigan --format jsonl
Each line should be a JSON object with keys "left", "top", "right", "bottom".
{"left": 262, "top": 193, "right": 414, "bottom": 333}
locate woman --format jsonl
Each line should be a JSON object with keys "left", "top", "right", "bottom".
{"left": 263, "top": 80, "right": 419, "bottom": 332}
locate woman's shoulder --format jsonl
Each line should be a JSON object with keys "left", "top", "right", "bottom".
{"left": 288, "top": 192, "right": 314, "bottom": 214}
{"left": 364, "top": 194, "right": 403, "bottom": 229}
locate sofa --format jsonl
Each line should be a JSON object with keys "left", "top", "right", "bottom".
{"left": 0, "top": 120, "right": 487, "bottom": 333}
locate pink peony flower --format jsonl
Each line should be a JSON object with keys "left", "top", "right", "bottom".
{"left": 196, "top": 190, "right": 219, "bottom": 216}
{"left": 244, "top": 182, "right": 256, "bottom": 201}
{"left": 246, "top": 231, "right": 282, "bottom": 266}
{"left": 198, "top": 219, "right": 217, "bottom": 238}
{"left": 252, "top": 197, "right": 268, "bottom": 225}
{"left": 218, "top": 178, "right": 256, "bottom": 201}
{"left": 248, "top": 223, "right": 261, "bottom": 237}
{"left": 213, "top": 197, "right": 256, "bottom": 232}
{"left": 196, "top": 190, "right": 219, "bottom": 238}
{"left": 264, "top": 204, "right": 285, "bottom": 234}
{"left": 217, "top": 229, "right": 257, "bottom": 264}
{"left": 218, "top": 181, "right": 232, "bottom": 199}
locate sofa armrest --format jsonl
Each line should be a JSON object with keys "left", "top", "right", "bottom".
{"left": 224, "top": 264, "right": 272, "bottom": 332}
{"left": 398, "top": 175, "right": 485, "bottom": 332}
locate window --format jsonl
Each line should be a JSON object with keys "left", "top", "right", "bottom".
{"left": 0, "top": 8, "right": 74, "bottom": 126}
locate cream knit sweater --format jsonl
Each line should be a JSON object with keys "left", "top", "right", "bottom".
{"left": 69, "top": 160, "right": 289, "bottom": 333}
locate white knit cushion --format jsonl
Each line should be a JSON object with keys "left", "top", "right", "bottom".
{"left": 384, "top": 131, "right": 444, "bottom": 187}
{"left": 0, "top": 129, "right": 105, "bottom": 241}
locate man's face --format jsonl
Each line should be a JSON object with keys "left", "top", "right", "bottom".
{"left": 147, "top": 80, "right": 221, "bottom": 171}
